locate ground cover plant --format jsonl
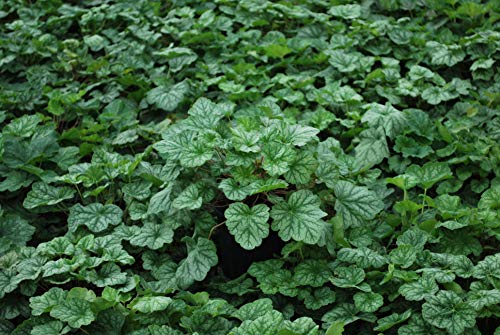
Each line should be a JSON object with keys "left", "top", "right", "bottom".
{"left": 0, "top": 0, "right": 499, "bottom": 334}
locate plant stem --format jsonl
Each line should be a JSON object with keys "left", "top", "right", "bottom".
{"left": 421, "top": 188, "right": 427, "bottom": 216}
{"left": 208, "top": 220, "right": 226, "bottom": 240}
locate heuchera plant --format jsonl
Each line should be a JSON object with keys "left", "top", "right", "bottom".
{"left": 0, "top": 0, "right": 498, "bottom": 334}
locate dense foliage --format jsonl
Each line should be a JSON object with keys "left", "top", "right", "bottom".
{"left": 0, "top": 0, "right": 499, "bottom": 334}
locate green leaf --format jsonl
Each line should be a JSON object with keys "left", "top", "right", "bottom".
{"left": 130, "top": 222, "right": 174, "bottom": 250}
{"left": 397, "top": 227, "right": 428, "bottom": 250}
{"left": 178, "top": 140, "right": 214, "bottom": 168}
{"left": 478, "top": 186, "right": 500, "bottom": 210}
{"left": 149, "top": 325, "right": 184, "bottom": 335}
{"left": 327, "top": 51, "right": 360, "bottom": 73}
{"left": 467, "top": 289, "right": 500, "bottom": 310}
{"left": 38, "top": 236, "right": 74, "bottom": 256}
{"left": 426, "top": 41, "right": 465, "bottom": 67}
{"left": 225, "top": 203, "right": 270, "bottom": 250}
{"left": 337, "top": 247, "right": 387, "bottom": 268}
{"left": 284, "top": 151, "right": 316, "bottom": 185}
{"left": 398, "top": 314, "right": 444, "bottom": 335}
{"left": 230, "top": 310, "right": 284, "bottom": 335}
{"left": 333, "top": 181, "right": 384, "bottom": 227}
{"left": 232, "top": 128, "right": 261, "bottom": 153}
{"left": 31, "top": 321, "right": 65, "bottom": 335}
{"left": 173, "top": 184, "right": 203, "bottom": 210}
{"left": 23, "top": 182, "right": 75, "bottom": 209}
{"left": 422, "top": 291, "right": 476, "bottom": 335}
{"left": 421, "top": 86, "right": 453, "bottom": 105}
{"left": 399, "top": 274, "right": 439, "bottom": 301}
{"left": 303, "top": 287, "right": 336, "bottom": 310}
{"left": 0, "top": 270, "right": 19, "bottom": 299}
{"left": 408, "top": 65, "right": 435, "bottom": 81}
{"left": 328, "top": 4, "right": 362, "bottom": 19}
{"left": 185, "top": 97, "right": 226, "bottom": 130}
{"left": 263, "top": 44, "right": 292, "bottom": 58}
{"left": 29, "top": 288, "right": 67, "bottom": 316}
{"left": 122, "top": 180, "right": 152, "bottom": 200}
{"left": 3, "top": 114, "right": 42, "bottom": 137}
{"left": 84, "top": 34, "right": 106, "bottom": 51}
{"left": 176, "top": 238, "right": 218, "bottom": 288}
{"left": 386, "top": 175, "right": 418, "bottom": 190}
{"left": 129, "top": 296, "right": 172, "bottom": 313}
{"left": 321, "top": 303, "right": 361, "bottom": 326}
{"left": 280, "top": 317, "right": 319, "bottom": 335}
{"left": 361, "top": 103, "right": 406, "bottom": 138}
{"left": 293, "top": 260, "right": 332, "bottom": 287}
{"left": 250, "top": 178, "right": 289, "bottom": 194}
{"left": 146, "top": 81, "right": 189, "bottom": 112}
{"left": 389, "top": 245, "right": 417, "bottom": 268}
{"left": 280, "top": 124, "right": 319, "bottom": 146}
{"left": 353, "top": 128, "right": 389, "bottom": 168}
{"left": 394, "top": 135, "right": 434, "bottom": 158}
{"left": 0, "top": 214, "right": 35, "bottom": 252}
{"left": 262, "top": 142, "right": 296, "bottom": 176}
{"left": 148, "top": 185, "right": 173, "bottom": 215}
{"left": 270, "top": 190, "right": 327, "bottom": 244}
{"left": 330, "top": 266, "right": 365, "bottom": 289}
{"left": 473, "top": 254, "right": 500, "bottom": 280}
{"left": 87, "top": 263, "right": 127, "bottom": 287}
{"left": 232, "top": 298, "right": 274, "bottom": 321}
{"left": 218, "top": 178, "right": 253, "bottom": 201}
{"left": 406, "top": 162, "right": 453, "bottom": 189}
{"left": 353, "top": 292, "right": 383, "bottom": 313}
{"left": 374, "top": 310, "right": 412, "bottom": 332}
{"left": 50, "top": 298, "right": 96, "bottom": 328}
{"left": 325, "top": 322, "right": 345, "bottom": 335}
{"left": 154, "top": 131, "right": 196, "bottom": 160}
{"left": 68, "top": 203, "right": 123, "bottom": 233}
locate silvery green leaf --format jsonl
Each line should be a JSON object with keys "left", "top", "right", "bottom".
{"left": 337, "top": 247, "right": 387, "bottom": 268}
{"left": 354, "top": 292, "right": 383, "bottom": 313}
{"left": 225, "top": 203, "right": 270, "bottom": 250}
{"left": 31, "top": 321, "right": 65, "bottom": 335}
{"left": 261, "top": 142, "right": 296, "bottom": 176}
{"left": 122, "top": 180, "right": 153, "bottom": 200}
{"left": 353, "top": 128, "right": 389, "bottom": 168}
{"left": 129, "top": 296, "right": 172, "bottom": 313}
{"left": 399, "top": 274, "right": 439, "bottom": 301}
{"left": 374, "top": 310, "right": 412, "bottom": 332}
{"left": 270, "top": 190, "right": 327, "bottom": 244}
{"left": 329, "top": 4, "right": 362, "bottom": 19}
{"left": 422, "top": 291, "right": 476, "bottom": 335}
{"left": 478, "top": 186, "right": 500, "bottom": 210}
{"left": 218, "top": 178, "right": 253, "bottom": 201}
{"left": 281, "top": 317, "right": 319, "bottom": 335}
{"left": 467, "top": 289, "right": 500, "bottom": 310}
{"left": 68, "top": 203, "right": 122, "bottom": 233}
{"left": 148, "top": 185, "right": 173, "bottom": 214}
{"left": 176, "top": 238, "right": 218, "bottom": 289}
{"left": 361, "top": 103, "right": 406, "bottom": 138}
{"left": 330, "top": 266, "right": 365, "bottom": 288}
{"left": 333, "top": 181, "right": 384, "bottom": 227}
{"left": 293, "top": 260, "right": 333, "bottom": 287}
{"left": 232, "top": 298, "right": 274, "bottom": 321}
{"left": 406, "top": 162, "right": 453, "bottom": 189}
{"left": 229, "top": 310, "right": 284, "bottom": 335}
{"left": 284, "top": 151, "right": 316, "bottom": 185}
{"left": 23, "top": 182, "right": 75, "bottom": 209}
{"left": 172, "top": 184, "right": 203, "bottom": 210}
{"left": 50, "top": 298, "right": 95, "bottom": 328}
{"left": 130, "top": 222, "right": 174, "bottom": 250}
{"left": 146, "top": 81, "right": 188, "bottom": 112}
{"left": 426, "top": 41, "right": 465, "bottom": 66}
